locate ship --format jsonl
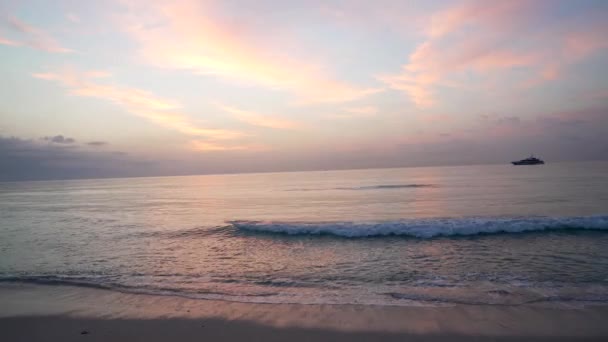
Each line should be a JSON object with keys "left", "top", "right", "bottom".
{"left": 512, "top": 155, "right": 544, "bottom": 165}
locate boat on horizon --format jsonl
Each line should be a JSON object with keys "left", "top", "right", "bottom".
{"left": 512, "top": 155, "right": 545, "bottom": 165}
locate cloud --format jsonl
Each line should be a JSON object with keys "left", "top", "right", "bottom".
{"left": 1, "top": 15, "right": 72, "bottom": 53}
{"left": 523, "top": 19, "right": 608, "bottom": 88}
{"left": 376, "top": 72, "right": 434, "bottom": 108}
{"left": 478, "top": 114, "right": 521, "bottom": 125}
{"left": 0, "top": 135, "right": 154, "bottom": 181}
{"left": 214, "top": 103, "right": 300, "bottom": 130}
{"left": 2, "top": 106, "right": 606, "bottom": 181}
{"left": 120, "top": 0, "right": 380, "bottom": 103}
{"left": 390, "top": 107, "right": 608, "bottom": 166}
{"left": 472, "top": 107, "right": 607, "bottom": 146}
{"left": 344, "top": 106, "right": 378, "bottom": 116}
{"left": 317, "top": 1, "right": 429, "bottom": 34}
{"left": 331, "top": 106, "right": 378, "bottom": 119}
{"left": 33, "top": 71, "right": 179, "bottom": 110}
{"left": 426, "top": 0, "right": 534, "bottom": 39}
{"left": 42, "top": 135, "right": 76, "bottom": 144}
{"left": 189, "top": 140, "right": 266, "bottom": 152}
{"left": 33, "top": 69, "right": 244, "bottom": 142}
{"left": 585, "top": 89, "right": 608, "bottom": 101}
{"left": 563, "top": 20, "right": 608, "bottom": 60}
{"left": 87, "top": 141, "right": 108, "bottom": 147}
{"left": 66, "top": 13, "right": 81, "bottom": 24}
{"left": 379, "top": 1, "right": 608, "bottom": 107}
{"left": 0, "top": 36, "right": 20, "bottom": 46}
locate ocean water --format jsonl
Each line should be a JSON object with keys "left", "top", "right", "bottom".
{"left": 1, "top": 162, "right": 608, "bottom": 307}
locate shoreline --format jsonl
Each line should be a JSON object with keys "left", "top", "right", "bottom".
{"left": 2, "top": 283, "right": 608, "bottom": 341}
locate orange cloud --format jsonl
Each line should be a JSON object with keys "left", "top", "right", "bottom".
{"left": 330, "top": 106, "right": 379, "bottom": 119}
{"left": 344, "top": 106, "right": 378, "bottom": 116}
{"left": 2, "top": 15, "right": 72, "bottom": 53}
{"left": 190, "top": 140, "right": 267, "bottom": 152}
{"left": 121, "top": 0, "right": 380, "bottom": 103}
{"left": 33, "top": 71, "right": 180, "bottom": 111}
{"left": 133, "top": 109, "right": 244, "bottom": 140}
{"left": 215, "top": 103, "right": 301, "bottom": 130}
{"left": 376, "top": 72, "right": 435, "bottom": 108}
{"left": 33, "top": 69, "right": 243, "bottom": 141}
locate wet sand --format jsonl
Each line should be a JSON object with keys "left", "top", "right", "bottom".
{"left": 3, "top": 315, "right": 608, "bottom": 342}
{"left": 2, "top": 283, "right": 608, "bottom": 341}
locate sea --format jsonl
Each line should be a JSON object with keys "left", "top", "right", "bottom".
{"left": 1, "top": 162, "right": 608, "bottom": 307}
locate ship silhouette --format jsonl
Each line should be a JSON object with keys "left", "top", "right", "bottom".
{"left": 512, "top": 155, "right": 544, "bottom": 165}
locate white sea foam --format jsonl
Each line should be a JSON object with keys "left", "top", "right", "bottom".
{"left": 230, "top": 215, "right": 608, "bottom": 238}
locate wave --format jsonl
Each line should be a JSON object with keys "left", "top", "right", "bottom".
{"left": 229, "top": 215, "right": 608, "bottom": 238}
{"left": 4, "top": 275, "right": 608, "bottom": 307}
{"left": 337, "top": 184, "right": 436, "bottom": 190}
{"left": 0, "top": 275, "right": 128, "bottom": 292}
{"left": 0, "top": 275, "right": 278, "bottom": 299}
{"left": 386, "top": 292, "right": 608, "bottom": 306}
{"left": 132, "top": 225, "right": 235, "bottom": 239}
{"left": 286, "top": 184, "right": 435, "bottom": 191}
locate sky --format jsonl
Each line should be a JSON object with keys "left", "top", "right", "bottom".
{"left": 1, "top": 0, "right": 607, "bottom": 181}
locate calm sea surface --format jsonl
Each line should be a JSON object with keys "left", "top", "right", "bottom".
{"left": 1, "top": 162, "right": 608, "bottom": 306}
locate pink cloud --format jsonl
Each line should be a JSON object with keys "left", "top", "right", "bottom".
{"left": 427, "top": 0, "right": 538, "bottom": 38}
{"left": 379, "top": 1, "right": 608, "bottom": 107}
{"left": 563, "top": 21, "right": 608, "bottom": 61}
{"left": 2, "top": 15, "right": 72, "bottom": 53}
{"left": 380, "top": 23, "right": 542, "bottom": 106}
{"left": 0, "top": 36, "right": 20, "bottom": 46}
{"left": 470, "top": 51, "right": 538, "bottom": 71}
{"left": 522, "top": 21, "right": 608, "bottom": 88}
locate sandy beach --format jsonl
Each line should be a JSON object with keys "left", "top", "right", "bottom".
{"left": 4, "top": 315, "right": 608, "bottom": 342}
{"left": 3, "top": 0, "right": 608, "bottom": 339}
{"left": 2, "top": 283, "right": 608, "bottom": 341}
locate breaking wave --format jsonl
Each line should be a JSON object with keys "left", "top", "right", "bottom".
{"left": 229, "top": 215, "right": 608, "bottom": 238}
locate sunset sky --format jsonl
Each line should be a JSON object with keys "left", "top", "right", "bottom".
{"left": 1, "top": 0, "right": 607, "bottom": 180}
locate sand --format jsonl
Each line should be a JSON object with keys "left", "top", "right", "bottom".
{"left": 3, "top": 315, "right": 608, "bottom": 342}
{"left": 2, "top": 283, "right": 608, "bottom": 341}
